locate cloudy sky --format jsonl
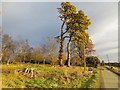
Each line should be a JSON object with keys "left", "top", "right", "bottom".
{"left": 2, "top": 2, "right": 118, "bottom": 62}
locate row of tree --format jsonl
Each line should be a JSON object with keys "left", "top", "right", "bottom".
{"left": 1, "top": 33, "right": 99, "bottom": 68}
{"left": 1, "top": 34, "right": 59, "bottom": 65}
{"left": 57, "top": 2, "right": 95, "bottom": 69}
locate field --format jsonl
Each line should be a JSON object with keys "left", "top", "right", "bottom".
{"left": 2, "top": 63, "right": 100, "bottom": 88}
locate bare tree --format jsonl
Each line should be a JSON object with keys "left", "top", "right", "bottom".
{"left": 42, "top": 37, "right": 58, "bottom": 65}
{"left": 2, "top": 34, "right": 15, "bottom": 64}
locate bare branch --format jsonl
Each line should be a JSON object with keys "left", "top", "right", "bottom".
{"left": 62, "top": 29, "right": 69, "bottom": 36}
{"left": 63, "top": 36, "right": 70, "bottom": 39}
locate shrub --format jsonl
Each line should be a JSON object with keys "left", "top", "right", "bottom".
{"left": 86, "top": 56, "right": 100, "bottom": 68}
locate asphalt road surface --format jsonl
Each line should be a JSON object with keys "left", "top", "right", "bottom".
{"left": 101, "top": 67, "right": 119, "bottom": 88}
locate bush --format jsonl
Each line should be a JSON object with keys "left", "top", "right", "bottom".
{"left": 86, "top": 56, "right": 100, "bottom": 68}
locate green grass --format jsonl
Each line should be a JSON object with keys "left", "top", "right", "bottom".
{"left": 2, "top": 63, "right": 100, "bottom": 88}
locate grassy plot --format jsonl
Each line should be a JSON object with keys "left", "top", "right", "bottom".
{"left": 105, "top": 66, "right": 120, "bottom": 76}
{"left": 2, "top": 64, "right": 100, "bottom": 88}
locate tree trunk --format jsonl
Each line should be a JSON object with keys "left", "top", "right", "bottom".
{"left": 7, "top": 58, "right": 10, "bottom": 65}
{"left": 67, "top": 37, "right": 71, "bottom": 67}
{"left": 59, "top": 40, "right": 64, "bottom": 66}
{"left": 23, "top": 54, "right": 26, "bottom": 63}
{"left": 83, "top": 45, "right": 86, "bottom": 72}
{"left": 78, "top": 54, "right": 82, "bottom": 66}
{"left": 0, "top": 53, "right": 3, "bottom": 63}
{"left": 59, "top": 21, "right": 65, "bottom": 66}
{"left": 43, "top": 59, "right": 45, "bottom": 64}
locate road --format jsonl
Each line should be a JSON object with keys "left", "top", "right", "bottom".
{"left": 101, "top": 67, "right": 119, "bottom": 88}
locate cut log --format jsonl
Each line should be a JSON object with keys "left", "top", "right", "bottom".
{"left": 18, "top": 68, "right": 38, "bottom": 78}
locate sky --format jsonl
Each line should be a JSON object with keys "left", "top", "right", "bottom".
{"left": 1, "top": 2, "right": 118, "bottom": 63}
